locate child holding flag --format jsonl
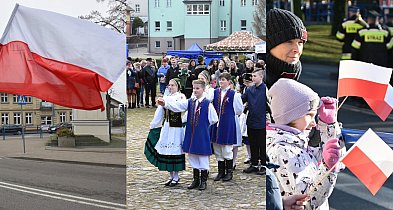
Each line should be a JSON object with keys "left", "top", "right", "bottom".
{"left": 266, "top": 78, "right": 346, "bottom": 210}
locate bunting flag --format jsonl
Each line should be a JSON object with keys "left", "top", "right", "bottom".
{"left": 338, "top": 60, "right": 393, "bottom": 121}
{"left": 0, "top": 4, "right": 125, "bottom": 110}
{"left": 341, "top": 129, "right": 393, "bottom": 195}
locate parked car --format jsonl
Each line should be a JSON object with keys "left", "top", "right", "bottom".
{"left": 0, "top": 124, "right": 23, "bottom": 135}
{"left": 48, "top": 123, "right": 72, "bottom": 134}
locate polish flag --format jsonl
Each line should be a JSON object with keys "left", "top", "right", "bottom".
{"left": 338, "top": 60, "right": 393, "bottom": 121}
{"left": 341, "top": 129, "right": 393, "bottom": 195}
{"left": 0, "top": 4, "right": 125, "bottom": 110}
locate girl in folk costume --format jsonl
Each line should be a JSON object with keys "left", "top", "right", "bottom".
{"left": 267, "top": 78, "right": 346, "bottom": 210}
{"left": 197, "top": 70, "right": 214, "bottom": 101}
{"left": 239, "top": 73, "right": 253, "bottom": 165}
{"left": 144, "top": 78, "right": 186, "bottom": 187}
{"left": 229, "top": 78, "right": 242, "bottom": 170}
{"left": 157, "top": 79, "right": 218, "bottom": 191}
{"left": 211, "top": 72, "right": 244, "bottom": 182}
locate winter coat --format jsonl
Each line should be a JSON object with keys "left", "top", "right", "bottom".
{"left": 266, "top": 121, "right": 346, "bottom": 210}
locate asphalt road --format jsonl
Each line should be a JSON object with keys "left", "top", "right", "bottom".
{"left": 301, "top": 62, "right": 393, "bottom": 210}
{"left": 0, "top": 158, "right": 126, "bottom": 210}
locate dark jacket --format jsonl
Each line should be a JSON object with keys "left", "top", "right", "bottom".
{"left": 143, "top": 65, "right": 157, "bottom": 85}
{"left": 336, "top": 15, "right": 367, "bottom": 55}
{"left": 126, "top": 68, "right": 139, "bottom": 89}
{"left": 265, "top": 53, "right": 302, "bottom": 89}
{"left": 194, "top": 63, "right": 207, "bottom": 78}
{"left": 165, "top": 65, "right": 180, "bottom": 85}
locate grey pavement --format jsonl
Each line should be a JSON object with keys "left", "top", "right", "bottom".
{"left": 0, "top": 128, "right": 126, "bottom": 167}
{"left": 126, "top": 108, "right": 265, "bottom": 209}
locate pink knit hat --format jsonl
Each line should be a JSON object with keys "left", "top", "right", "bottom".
{"left": 268, "top": 78, "right": 320, "bottom": 125}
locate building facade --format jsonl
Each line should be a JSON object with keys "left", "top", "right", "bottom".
{"left": 129, "top": 0, "right": 149, "bottom": 35}
{"left": 148, "top": 0, "right": 259, "bottom": 53}
{"left": 0, "top": 93, "right": 72, "bottom": 130}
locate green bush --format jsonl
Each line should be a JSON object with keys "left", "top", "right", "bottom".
{"left": 56, "top": 128, "right": 74, "bottom": 137}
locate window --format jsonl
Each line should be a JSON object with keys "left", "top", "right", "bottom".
{"left": 167, "top": 0, "right": 171, "bottom": 7}
{"left": 155, "top": 0, "right": 160, "bottom": 7}
{"left": 241, "top": 0, "right": 246, "bottom": 6}
{"left": 25, "top": 112, "right": 32, "bottom": 125}
{"left": 41, "top": 116, "right": 52, "bottom": 126}
{"left": 252, "top": 0, "right": 258, "bottom": 5}
{"left": 1, "top": 113, "right": 9, "bottom": 125}
{"left": 13, "top": 113, "right": 21, "bottom": 125}
{"left": 167, "top": 21, "right": 172, "bottom": 31}
{"left": 135, "top": 4, "right": 140, "bottom": 13}
{"left": 186, "top": 4, "right": 210, "bottom": 15}
{"left": 1, "top": 93, "right": 8, "bottom": 103}
{"left": 220, "top": 20, "right": 227, "bottom": 31}
{"left": 241, "top": 20, "right": 247, "bottom": 30}
{"left": 69, "top": 112, "right": 73, "bottom": 121}
{"left": 220, "top": 0, "right": 225, "bottom": 6}
{"left": 155, "top": 41, "right": 161, "bottom": 48}
{"left": 167, "top": 41, "right": 173, "bottom": 48}
{"left": 155, "top": 21, "right": 160, "bottom": 31}
{"left": 60, "top": 112, "right": 66, "bottom": 123}
{"left": 13, "top": 95, "right": 32, "bottom": 104}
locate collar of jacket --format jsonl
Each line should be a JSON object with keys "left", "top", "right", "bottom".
{"left": 268, "top": 123, "right": 310, "bottom": 148}
{"left": 266, "top": 52, "right": 302, "bottom": 85}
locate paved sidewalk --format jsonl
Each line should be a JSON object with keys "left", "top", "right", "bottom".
{"left": 0, "top": 134, "right": 126, "bottom": 167}
{"left": 127, "top": 108, "right": 266, "bottom": 209}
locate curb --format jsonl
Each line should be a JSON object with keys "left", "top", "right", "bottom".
{"left": 44, "top": 146, "right": 126, "bottom": 154}
{"left": 8, "top": 156, "right": 126, "bottom": 168}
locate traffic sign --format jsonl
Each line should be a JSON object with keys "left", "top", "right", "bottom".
{"left": 17, "top": 95, "right": 26, "bottom": 105}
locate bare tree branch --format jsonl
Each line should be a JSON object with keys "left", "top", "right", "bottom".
{"left": 253, "top": 0, "right": 266, "bottom": 36}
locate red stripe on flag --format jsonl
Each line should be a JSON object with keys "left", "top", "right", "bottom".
{"left": 0, "top": 41, "right": 110, "bottom": 110}
{"left": 342, "top": 146, "right": 388, "bottom": 195}
{"left": 338, "top": 78, "right": 387, "bottom": 99}
{"left": 364, "top": 98, "right": 392, "bottom": 121}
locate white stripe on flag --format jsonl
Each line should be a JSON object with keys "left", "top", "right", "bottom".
{"left": 339, "top": 60, "right": 392, "bottom": 85}
{"left": 355, "top": 129, "right": 393, "bottom": 177}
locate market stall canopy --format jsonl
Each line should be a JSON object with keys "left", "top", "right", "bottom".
{"left": 167, "top": 43, "right": 222, "bottom": 60}
{"left": 205, "top": 31, "right": 264, "bottom": 52}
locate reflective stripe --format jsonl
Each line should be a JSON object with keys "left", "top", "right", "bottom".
{"left": 342, "top": 21, "right": 364, "bottom": 33}
{"left": 341, "top": 53, "right": 352, "bottom": 60}
{"left": 387, "top": 37, "right": 393, "bottom": 50}
{"left": 352, "top": 40, "right": 361, "bottom": 49}
{"left": 359, "top": 29, "right": 389, "bottom": 37}
{"left": 336, "top": 31, "right": 345, "bottom": 40}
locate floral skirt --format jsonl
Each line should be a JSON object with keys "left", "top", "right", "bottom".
{"left": 144, "top": 127, "right": 185, "bottom": 172}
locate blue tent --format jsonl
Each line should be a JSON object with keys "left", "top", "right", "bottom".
{"left": 167, "top": 43, "right": 222, "bottom": 60}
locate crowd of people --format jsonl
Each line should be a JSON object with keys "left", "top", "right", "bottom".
{"left": 128, "top": 51, "right": 266, "bottom": 191}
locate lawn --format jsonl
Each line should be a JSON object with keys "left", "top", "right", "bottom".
{"left": 302, "top": 25, "right": 342, "bottom": 64}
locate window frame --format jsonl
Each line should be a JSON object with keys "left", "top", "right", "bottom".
{"left": 186, "top": 4, "right": 210, "bottom": 15}
{"left": 167, "top": 21, "right": 173, "bottom": 31}
{"left": 155, "top": 41, "right": 161, "bottom": 48}
{"left": 155, "top": 21, "right": 161, "bottom": 31}
{"left": 241, "top": 20, "right": 247, "bottom": 30}
{"left": 220, "top": 20, "right": 227, "bottom": 31}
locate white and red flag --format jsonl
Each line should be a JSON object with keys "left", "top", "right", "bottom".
{"left": 338, "top": 60, "right": 393, "bottom": 121}
{"left": 341, "top": 129, "right": 393, "bottom": 195}
{"left": 0, "top": 4, "right": 125, "bottom": 110}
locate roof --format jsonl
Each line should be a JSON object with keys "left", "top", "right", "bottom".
{"left": 206, "top": 31, "right": 264, "bottom": 52}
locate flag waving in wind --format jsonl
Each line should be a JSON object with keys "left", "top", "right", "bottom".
{"left": 338, "top": 60, "right": 393, "bottom": 121}
{"left": 0, "top": 4, "right": 125, "bottom": 110}
{"left": 341, "top": 129, "right": 393, "bottom": 195}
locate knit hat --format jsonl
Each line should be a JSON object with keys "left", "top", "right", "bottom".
{"left": 199, "top": 70, "right": 211, "bottom": 82}
{"left": 243, "top": 73, "right": 252, "bottom": 82}
{"left": 268, "top": 78, "right": 320, "bottom": 125}
{"left": 267, "top": 8, "right": 307, "bottom": 51}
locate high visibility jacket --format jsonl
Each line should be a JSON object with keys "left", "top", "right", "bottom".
{"left": 336, "top": 15, "right": 367, "bottom": 59}
{"left": 351, "top": 24, "right": 393, "bottom": 67}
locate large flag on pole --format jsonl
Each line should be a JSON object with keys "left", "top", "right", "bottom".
{"left": 0, "top": 4, "right": 125, "bottom": 110}
{"left": 338, "top": 60, "right": 393, "bottom": 121}
{"left": 341, "top": 129, "right": 393, "bottom": 195}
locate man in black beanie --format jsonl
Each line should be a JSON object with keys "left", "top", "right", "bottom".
{"left": 194, "top": 55, "right": 207, "bottom": 78}
{"left": 266, "top": 8, "right": 307, "bottom": 89}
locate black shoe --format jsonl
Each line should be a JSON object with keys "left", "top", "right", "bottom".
{"left": 244, "top": 159, "right": 251, "bottom": 164}
{"left": 233, "top": 164, "right": 236, "bottom": 170}
{"left": 145, "top": 105, "right": 150, "bottom": 108}
{"left": 188, "top": 168, "right": 200, "bottom": 189}
{"left": 256, "top": 167, "right": 266, "bottom": 176}
{"left": 243, "top": 165, "right": 259, "bottom": 173}
{"left": 164, "top": 179, "right": 173, "bottom": 186}
{"left": 214, "top": 161, "right": 225, "bottom": 181}
{"left": 169, "top": 179, "right": 179, "bottom": 187}
{"left": 199, "top": 170, "right": 209, "bottom": 190}
{"left": 222, "top": 159, "right": 233, "bottom": 181}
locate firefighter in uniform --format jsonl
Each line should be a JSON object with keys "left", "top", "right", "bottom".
{"left": 351, "top": 10, "right": 393, "bottom": 68}
{"left": 385, "top": 13, "right": 393, "bottom": 68}
{"left": 336, "top": 6, "right": 368, "bottom": 60}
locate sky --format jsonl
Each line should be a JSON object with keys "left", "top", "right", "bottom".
{"left": 0, "top": 0, "right": 110, "bottom": 35}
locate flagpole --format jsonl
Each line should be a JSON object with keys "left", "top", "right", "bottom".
{"left": 337, "top": 96, "right": 348, "bottom": 111}
{"left": 306, "top": 158, "right": 343, "bottom": 195}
